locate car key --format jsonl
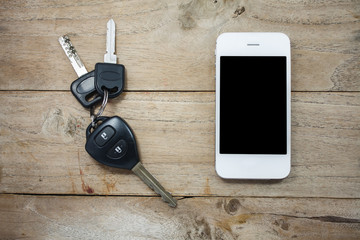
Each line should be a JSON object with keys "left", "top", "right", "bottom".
{"left": 58, "top": 35, "right": 102, "bottom": 108}
{"left": 95, "top": 19, "right": 125, "bottom": 99}
{"left": 85, "top": 116, "right": 177, "bottom": 207}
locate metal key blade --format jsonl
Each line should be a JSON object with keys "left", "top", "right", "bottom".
{"left": 132, "top": 162, "right": 177, "bottom": 208}
{"left": 58, "top": 35, "right": 88, "bottom": 77}
{"left": 104, "top": 19, "right": 117, "bottom": 63}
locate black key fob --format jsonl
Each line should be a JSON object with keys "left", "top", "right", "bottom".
{"left": 85, "top": 116, "right": 139, "bottom": 170}
{"left": 70, "top": 71, "right": 102, "bottom": 108}
{"left": 94, "top": 63, "right": 125, "bottom": 98}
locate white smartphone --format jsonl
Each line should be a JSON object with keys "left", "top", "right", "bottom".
{"left": 215, "top": 32, "right": 291, "bottom": 179}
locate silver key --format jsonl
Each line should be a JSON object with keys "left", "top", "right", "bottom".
{"left": 101, "top": 20, "right": 177, "bottom": 207}
{"left": 58, "top": 35, "right": 88, "bottom": 77}
{"left": 104, "top": 19, "right": 117, "bottom": 64}
{"left": 132, "top": 162, "right": 177, "bottom": 207}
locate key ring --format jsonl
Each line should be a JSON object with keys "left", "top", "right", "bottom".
{"left": 90, "top": 89, "right": 109, "bottom": 127}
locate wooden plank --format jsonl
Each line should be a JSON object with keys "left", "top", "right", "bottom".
{"left": 0, "top": 1, "right": 359, "bottom": 238}
{"left": 0, "top": 194, "right": 359, "bottom": 239}
{"left": 0, "top": 91, "right": 359, "bottom": 198}
{"left": 0, "top": 0, "right": 359, "bottom": 91}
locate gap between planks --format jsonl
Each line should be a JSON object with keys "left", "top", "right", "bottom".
{"left": 1, "top": 193, "right": 359, "bottom": 201}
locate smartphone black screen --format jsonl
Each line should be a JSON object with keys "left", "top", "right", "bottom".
{"left": 220, "top": 56, "right": 287, "bottom": 154}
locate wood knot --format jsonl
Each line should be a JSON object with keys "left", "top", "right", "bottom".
{"left": 233, "top": 6, "right": 245, "bottom": 18}
{"left": 274, "top": 219, "right": 290, "bottom": 231}
{"left": 225, "top": 199, "right": 241, "bottom": 215}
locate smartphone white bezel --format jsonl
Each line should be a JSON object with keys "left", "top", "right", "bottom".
{"left": 215, "top": 32, "right": 291, "bottom": 179}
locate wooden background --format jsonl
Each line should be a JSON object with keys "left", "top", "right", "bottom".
{"left": 0, "top": 0, "right": 359, "bottom": 239}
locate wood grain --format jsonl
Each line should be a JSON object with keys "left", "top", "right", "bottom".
{"left": 0, "top": 0, "right": 359, "bottom": 91}
{"left": 1, "top": 0, "right": 359, "bottom": 238}
{"left": 0, "top": 195, "right": 359, "bottom": 240}
{"left": 0, "top": 91, "right": 359, "bottom": 198}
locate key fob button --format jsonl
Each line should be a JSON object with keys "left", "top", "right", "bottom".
{"left": 107, "top": 139, "right": 128, "bottom": 159}
{"left": 85, "top": 116, "right": 139, "bottom": 170}
{"left": 95, "top": 126, "right": 115, "bottom": 147}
